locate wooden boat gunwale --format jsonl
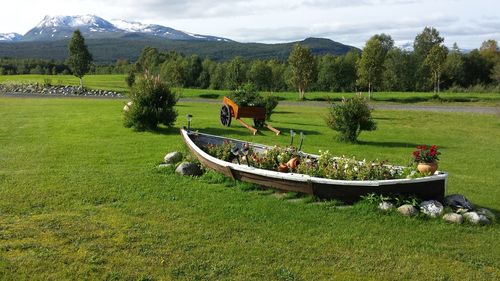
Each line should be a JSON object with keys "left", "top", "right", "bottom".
{"left": 180, "top": 129, "right": 448, "bottom": 188}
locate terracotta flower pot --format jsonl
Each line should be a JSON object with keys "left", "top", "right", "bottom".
{"left": 278, "top": 163, "right": 289, "bottom": 173}
{"left": 417, "top": 162, "right": 438, "bottom": 175}
{"left": 286, "top": 157, "right": 299, "bottom": 169}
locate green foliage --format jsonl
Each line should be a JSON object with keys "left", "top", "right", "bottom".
{"left": 371, "top": 33, "right": 394, "bottom": 53}
{"left": 424, "top": 45, "right": 448, "bottom": 93}
{"left": 326, "top": 95, "right": 376, "bottom": 142}
{"left": 160, "top": 54, "right": 187, "bottom": 87}
{"left": 135, "top": 46, "right": 160, "bottom": 73}
{"left": 357, "top": 37, "right": 386, "bottom": 95}
{"left": 225, "top": 56, "right": 247, "bottom": 90}
{"left": 413, "top": 26, "right": 444, "bottom": 59}
{"left": 248, "top": 60, "right": 272, "bottom": 91}
{"left": 125, "top": 70, "right": 135, "bottom": 88}
{"left": 297, "top": 151, "right": 401, "bottom": 180}
{"left": 227, "top": 85, "right": 279, "bottom": 120}
{"left": 412, "top": 145, "right": 441, "bottom": 163}
{"left": 228, "top": 86, "right": 263, "bottom": 107}
{"left": 204, "top": 140, "right": 236, "bottom": 162}
{"left": 251, "top": 146, "right": 298, "bottom": 170}
{"left": 443, "top": 46, "right": 465, "bottom": 87}
{"left": 203, "top": 142, "right": 404, "bottom": 181}
{"left": 288, "top": 44, "right": 318, "bottom": 99}
{"left": 361, "top": 193, "right": 421, "bottom": 207}
{"left": 383, "top": 49, "right": 417, "bottom": 91}
{"left": 463, "top": 49, "right": 494, "bottom": 86}
{"left": 123, "top": 73, "right": 178, "bottom": 131}
{"left": 263, "top": 94, "right": 279, "bottom": 121}
{"left": 66, "top": 30, "right": 93, "bottom": 86}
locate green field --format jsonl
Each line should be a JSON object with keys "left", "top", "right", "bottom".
{"left": 0, "top": 96, "right": 498, "bottom": 280}
{"left": 1, "top": 74, "right": 500, "bottom": 105}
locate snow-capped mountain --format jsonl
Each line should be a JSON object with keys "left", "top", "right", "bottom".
{"left": 0, "top": 32, "right": 23, "bottom": 42}
{"left": 110, "top": 19, "right": 230, "bottom": 42}
{"left": 23, "top": 15, "right": 120, "bottom": 41}
{"left": 20, "top": 15, "right": 231, "bottom": 42}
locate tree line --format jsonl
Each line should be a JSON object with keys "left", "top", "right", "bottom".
{"left": 2, "top": 27, "right": 499, "bottom": 96}
{"left": 128, "top": 27, "right": 500, "bottom": 97}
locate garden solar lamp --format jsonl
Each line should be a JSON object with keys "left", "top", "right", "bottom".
{"left": 241, "top": 143, "right": 251, "bottom": 167}
{"left": 298, "top": 132, "right": 305, "bottom": 151}
{"left": 290, "top": 130, "right": 296, "bottom": 146}
{"left": 231, "top": 146, "right": 241, "bottom": 165}
{"left": 186, "top": 114, "right": 193, "bottom": 130}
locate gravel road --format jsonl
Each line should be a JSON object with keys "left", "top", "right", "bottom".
{"left": 2, "top": 92, "right": 498, "bottom": 114}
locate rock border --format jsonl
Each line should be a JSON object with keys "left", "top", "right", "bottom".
{"left": 0, "top": 83, "right": 124, "bottom": 98}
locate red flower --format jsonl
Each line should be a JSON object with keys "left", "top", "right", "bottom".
{"left": 412, "top": 144, "right": 441, "bottom": 163}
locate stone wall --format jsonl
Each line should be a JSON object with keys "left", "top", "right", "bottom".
{"left": 0, "top": 83, "right": 124, "bottom": 98}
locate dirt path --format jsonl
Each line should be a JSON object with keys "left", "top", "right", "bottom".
{"left": 2, "top": 93, "right": 498, "bottom": 114}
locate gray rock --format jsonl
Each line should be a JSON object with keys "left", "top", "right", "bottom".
{"left": 463, "top": 212, "right": 482, "bottom": 224}
{"left": 478, "top": 214, "right": 491, "bottom": 225}
{"left": 420, "top": 200, "right": 444, "bottom": 218}
{"left": 164, "top": 151, "right": 183, "bottom": 164}
{"left": 444, "top": 194, "right": 474, "bottom": 212}
{"left": 476, "top": 208, "right": 495, "bottom": 221}
{"left": 397, "top": 204, "right": 418, "bottom": 217}
{"left": 175, "top": 162, "right": 202, "bottom": 176}
{"left": 442, "top": 213, "right": 463, "bottom": 224}
{"left": 378, "top": 201, "right": 394, "bottom": 211}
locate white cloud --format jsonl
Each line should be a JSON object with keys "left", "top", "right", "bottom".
{"left": 0, "top": 0, "right": 498, "bottom": 49}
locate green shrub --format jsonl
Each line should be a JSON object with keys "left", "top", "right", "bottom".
{"left": 123, "top": 73, "right": 178, "bottom": 131}
{"left": 228, "top": 84, "right": 279, "bottom": 121}
{"left": 326, "top": 95, "right": 376, "bottom": 142}
{"left": 43, "top": 78, "right": 52, "bottom": 87}
{"left": 125, "top": 70, "right": 135, "bottom": 88}
{"left": 263, "top": 94, "right": 279, "bottom": 121}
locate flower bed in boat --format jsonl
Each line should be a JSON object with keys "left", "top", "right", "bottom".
{"left": 204, "top": 141, "right": 419, "bottom": 181}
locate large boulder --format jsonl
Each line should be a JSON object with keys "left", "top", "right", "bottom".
{"left": 164, "top": 151, "right": 183, "bottom": 164}
{"left": 420, "top": 200, "right": 444, "bottom": 218}
{"left": 444, "top": 194, "right": 474, "bottom": 212}
{"left": 442, "top": 213, "right": 463, "bottom": 224}
{"left": 397, "top": 204, "right": 418, "bottom": 217}
{"left": 175, "top": 162, "right": 202, "bottom": 176}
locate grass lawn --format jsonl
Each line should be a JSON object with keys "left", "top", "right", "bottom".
{"left": 0, "top": 97, "right": 499, "bottom": 280}
{"left": 0, "top": 74, "right": 129, "bottom": 94}
{"left": 1, "top": 74, "right": 499, "bottom": 106}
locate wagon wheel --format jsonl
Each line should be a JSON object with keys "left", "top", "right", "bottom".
{"left": 220, "top": 104, "right": 232, "bottom": 127}
{"left": 253, "top": 118, "right": 265, "bottom": 128}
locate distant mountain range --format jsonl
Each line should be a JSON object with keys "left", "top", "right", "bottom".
{"left": 0, "top": 32, "right": 23, "bottom": 41}
{"left": 0, "top": 15, "right": 359, "bottom": 63}
{"left": 1, "top": 15, "right": 232, "bottom": 42}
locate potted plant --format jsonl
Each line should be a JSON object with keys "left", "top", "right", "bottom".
{"left": 412, "top": 145, "right": 441, "bottom": 175}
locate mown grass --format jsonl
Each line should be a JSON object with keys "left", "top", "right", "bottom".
{"left": 0, "top": 96, "right": 499, "bottom": 280}
{"left": 0, "top": 74, "right": 129, "bottom": 94}
{"left": 1, "top": 74, "right": 499, "bottom": 106}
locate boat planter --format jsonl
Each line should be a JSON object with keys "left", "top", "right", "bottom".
{"left": 181, "top": 129, "right": 447, "bottom": 203}
{"left": 417, "top": 162, "right": 438, "bottom": 175}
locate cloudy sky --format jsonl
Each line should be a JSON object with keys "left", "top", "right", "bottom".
{"left": 1, "top": 0, "right": 499, "bottom": 49}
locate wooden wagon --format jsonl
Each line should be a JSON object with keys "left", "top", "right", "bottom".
{"left": 220, "top": 96, "right": 280, "bottom": 135}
